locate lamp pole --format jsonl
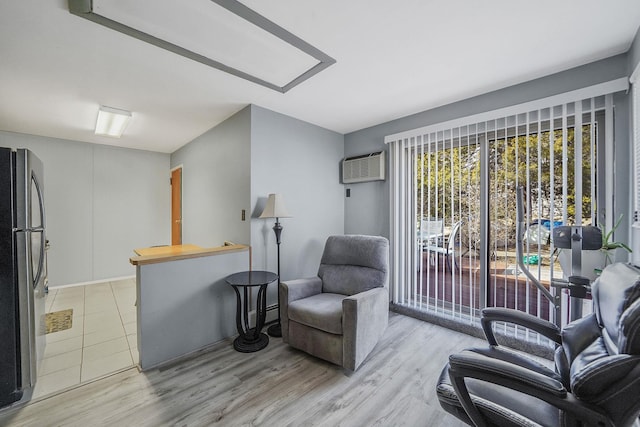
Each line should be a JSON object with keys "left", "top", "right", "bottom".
{"left": 259, "top": 193, "right": 290, "bottom": 338}
{"left": 267, "top": 217, "right": 283, "bottom": 337}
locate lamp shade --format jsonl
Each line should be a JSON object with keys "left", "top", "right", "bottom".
{"left": 259, "top": 193, "right": 292, "bottom": 219}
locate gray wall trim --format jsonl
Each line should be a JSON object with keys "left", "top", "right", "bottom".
{"left": 68, "top": 0, "right": 335, "bottom": 93}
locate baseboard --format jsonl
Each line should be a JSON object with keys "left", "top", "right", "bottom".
{"left": 48, "top": 275, "right": 136, "bottom": 290}
{"left": 249, "top": 304, "right": 279, "bottom": 326}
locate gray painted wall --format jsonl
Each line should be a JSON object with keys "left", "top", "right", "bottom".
{"left": 344, "top": 54, "right": 631, "bottom": 242}
{"left": 0, "top": 130, "right": 170, "bottom": 286}
{"left": 170, "top": 106, "right": 251, "bottom": 247}
{"left": 136, "top": 249, "right": 249, "bottom": 370}
{"left": 249, "top": 105, "right": 344, "bottom": 305}
{"left": 169, "top": 105, "right": 344, "bottom": 308}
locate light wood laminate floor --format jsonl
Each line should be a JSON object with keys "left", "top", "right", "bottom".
{"left": 0, "top": 312, "right": 488, "bottom": 427}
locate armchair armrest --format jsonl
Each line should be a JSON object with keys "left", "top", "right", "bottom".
{"left": 280, "top": 277, "right": 322, "bottom": 304}
{"left": 448, "top": 350, "right": 613, "bottom": 427}
{"left": 481, "top": 307, "right": 561, "bottom": 346}
{"left": 279, "top": 277, "right": 322, "bottom": 343}
{"left": 342, "top": 287, "right": 389, "bottom": 371}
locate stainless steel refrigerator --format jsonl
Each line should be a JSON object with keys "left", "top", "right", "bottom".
{"left": 0, "top": 147, "right": 47, "bottom": 408}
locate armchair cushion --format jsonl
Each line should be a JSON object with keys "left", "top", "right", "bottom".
{"left": 319, "top": 235, "right": 388, "bottom": 295}
{"left": 319, "top": 265, "right": 386, "bottom": 296}
{"left": 288, "top": 293, "right": 345, "bottom": 335}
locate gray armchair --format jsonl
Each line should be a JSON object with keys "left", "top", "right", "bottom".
{"left": 280, "top": 235, "right": 389, "bottom": 371}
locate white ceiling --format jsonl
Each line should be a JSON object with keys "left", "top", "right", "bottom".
{"left": 1, "top": 0, "right": 639, "bottom": 153}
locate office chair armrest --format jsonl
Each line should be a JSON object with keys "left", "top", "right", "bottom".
{"left": 448, "top": 350, "right": 613, "bottom": 427}
{"left": 481, "top": 307, "right": 562, "bottom": 346}
{"left": 450, "top": 350, "right": 566, "bottom": 397}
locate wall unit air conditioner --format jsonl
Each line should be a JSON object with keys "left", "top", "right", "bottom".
{"left": 342, "top": 151, "right": 385, "bottom": 184}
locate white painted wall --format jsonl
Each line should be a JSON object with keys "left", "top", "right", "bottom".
{"left": 249, "top": 105, "right": 345, "bottom": 306}
{"left": 170, "top": 106, "right": 251, "bottom": 247}
{"left": 0, "top": 130, "right": 170, "bottom": 286}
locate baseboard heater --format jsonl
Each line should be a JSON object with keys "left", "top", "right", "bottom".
{"left": 248, "top": 304, "right": 279, "bottom": 326}
{"left": 342, "top": 151, "right": 385, "bottom": 184}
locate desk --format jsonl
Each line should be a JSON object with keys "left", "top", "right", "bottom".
{"left": 225, "top": 270, "right": 278, "bottom": 353}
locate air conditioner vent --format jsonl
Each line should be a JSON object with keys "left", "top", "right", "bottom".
{"left": 342, "top": 151, "right": 385, "bottom": 184}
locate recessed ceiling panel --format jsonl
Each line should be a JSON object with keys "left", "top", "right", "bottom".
{"left": 69, "top": 0, "right": 335, "bottom": 92}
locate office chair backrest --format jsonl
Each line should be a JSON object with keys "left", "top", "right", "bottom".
{"left": 560, "top": 263, "right": 640, "bottom": 425}
{"left": 592, "top": 263, "right": 640, "bottom": 355}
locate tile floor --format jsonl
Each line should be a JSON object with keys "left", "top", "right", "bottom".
{"left": 32, "top": 278, "right": 138, "bottom": 399}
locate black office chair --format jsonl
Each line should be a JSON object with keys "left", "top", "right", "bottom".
{"left": 436, "top": 262, "right": 640, "bottom": 427}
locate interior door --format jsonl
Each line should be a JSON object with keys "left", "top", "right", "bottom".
{"left": 171, "top": 167, "right": 182, "bottom": 245}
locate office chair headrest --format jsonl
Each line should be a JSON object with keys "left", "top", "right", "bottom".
{"left": 592, "top": 263, "right": 640, "bottom": 354}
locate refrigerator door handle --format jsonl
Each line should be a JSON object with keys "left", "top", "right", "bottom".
{"left": 28, "top": 229, "right": 45, "bottom": 291}
{"left": 28, "top": 162, "right": 46, "bottom": 291}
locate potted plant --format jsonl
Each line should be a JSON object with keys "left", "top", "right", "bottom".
{"left": 596, "top": 215, "right": 632, "bottom": 274}
{"left": 557, "top": 215, "right": 632, "bottom": 281}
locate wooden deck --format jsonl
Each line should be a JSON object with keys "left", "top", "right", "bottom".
{"left": 418, "top": 253, "right": 551, "bottom": 318}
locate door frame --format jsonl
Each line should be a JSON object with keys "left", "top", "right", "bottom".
{"left": 171, "top": 165, "right": 183, "bottom": 245}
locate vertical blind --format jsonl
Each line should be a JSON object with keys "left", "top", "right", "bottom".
{"left": 385, "top": 79, "right": 627, "bottom": 331}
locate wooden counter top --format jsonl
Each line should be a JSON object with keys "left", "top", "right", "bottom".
{"left": 133, "top": 244, "right": 203, "bottom": 257}
{"left": 130, "top": 244, "right": 250, "bottom": 266}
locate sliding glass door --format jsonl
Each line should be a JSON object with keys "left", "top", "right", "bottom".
{"left": 389, "top": 94, "right": 611, "bottom": 334}
{"left": 486, "top": 110, "right": 601, "bottom": 326}
{"left": 415, "top": 131, "right": 480, "bottom": 318}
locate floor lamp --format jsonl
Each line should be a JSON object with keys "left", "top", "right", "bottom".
{"left": 259, "top": 193, "right": 291, "bottom": 338}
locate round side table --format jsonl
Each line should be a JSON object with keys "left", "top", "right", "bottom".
{"left": 225, "top": 270, "right": 278, "bottom": 353}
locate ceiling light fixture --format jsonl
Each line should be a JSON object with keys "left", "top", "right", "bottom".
{"left": 68, "top": 0, "right": 336, "bottom": 93}
{"left": 95, "top": 105, "right": 132, "bottom": 138}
